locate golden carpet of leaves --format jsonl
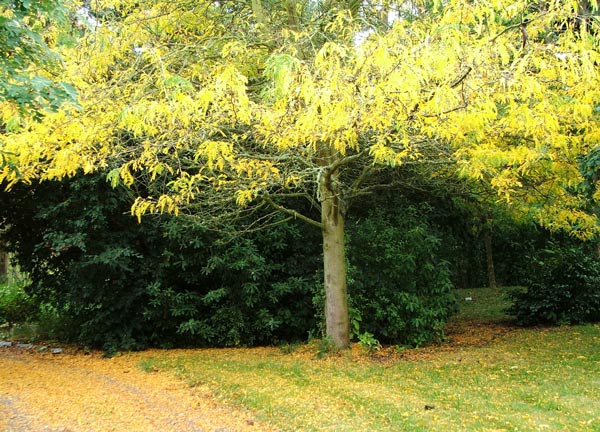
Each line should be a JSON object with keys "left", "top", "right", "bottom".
{"left": 0, "top": 347, "right": 274, "bottom": 432}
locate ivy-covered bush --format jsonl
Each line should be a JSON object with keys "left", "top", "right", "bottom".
{"left": 347, "top": 206, "right": 456, "bottom": 347}
{"left": 507, "top": 242, "right": 600, "bottom": 326}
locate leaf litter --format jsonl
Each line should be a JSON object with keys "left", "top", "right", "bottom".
{"left": 0, "top": 346, "right": 274, "bottom": 432}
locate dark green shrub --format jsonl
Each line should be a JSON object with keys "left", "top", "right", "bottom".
{"left": 347, "top": 207, "right": 456, "bottom": 347}
{"left": 153, "top": 216, "right": 321, "bottom": 347}
{"left": 0, "top": 175, "right": 172, "bottom": 350}
{"left": 0, "top": 173, "right": 322, "bottom": 350}
{"left": 2, "top": 169, "right": 468, "bottom": 350}
{"left": 507, "top": 242, "right": 600, "bottom": 325}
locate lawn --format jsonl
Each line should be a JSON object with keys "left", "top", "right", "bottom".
{"left": 142, "top": 287, "right": 600, "bottom": 431}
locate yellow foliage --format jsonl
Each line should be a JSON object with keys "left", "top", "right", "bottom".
{"left": 0, "top": 0, "right": 598, "bottom": 234}
{"left": 235, "top": 189, "right": 258, "bottom": 206}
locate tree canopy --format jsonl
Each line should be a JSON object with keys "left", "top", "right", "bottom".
{"left": 1, "top": 0, "right": 599, "bottom": 346}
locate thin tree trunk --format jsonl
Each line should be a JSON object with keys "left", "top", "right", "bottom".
{"left": 286, "top": 0, "right": 299, "bottom": 30}
{"left": 484, "top": 230, "right": 497, "bottom": 289}
{"left": 320, "top": 169, "right": 350, "bottom": 349}
{"left": 0, "top": 250, "right": 8, "bottom": 281}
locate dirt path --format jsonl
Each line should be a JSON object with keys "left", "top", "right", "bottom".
{"left": 0, "top": 347, "right": 274, "bottom": 432}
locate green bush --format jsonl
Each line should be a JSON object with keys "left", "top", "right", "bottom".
{"left": 151, "top": 216, "right": 321, "bottom": 347}
{"left": 0, "top": 175, "right": 172, "bottom": 350}
{"left": 2, "top": 171, "right": 462, "bottom": 350}
{"left": 347, "top": 207, "right": 456, "bottom": 347}
{"left": 0, "top": 279, "right": 37, "bottom": 332}
{"left": 0, "top": 173, "right": 322, "bottom": 350}
{"left": 507, "top": 242, "right": 600, "bottom": 325}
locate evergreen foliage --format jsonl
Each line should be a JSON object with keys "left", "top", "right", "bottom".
{"left": 154, "top": 215, "right": 322, "bottom": 347}
{"left": 0, "top": 173, "right": 322, "bottom": 350}
{"left": 507, "top": 240, "right": 600, "bottom": 326}
{"left": 0, "top": 277, "right": 36, "bottom": 332}
{"left": 0, "top": 172, "right": 467, "bottom": 350}
{"left": 347, "top": 205, "right": 456, "bottom": 346}
{"left": 1, "top": 174, "right": 165, "bottom": 350}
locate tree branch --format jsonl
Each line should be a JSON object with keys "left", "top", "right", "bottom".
{"left": 261, "top": 195, "right": 323, "bottom": 229}
{"left": 490, "top": 17, "right": 535, "bottom": 44}
{"left": 274, "top": 191, "right": 321, "bottom": 209}
{"left": 327, "top": 150, "right": 368, "bottom": 175}
{"left": 349, "top": 165, "right": 373, "bottom": 197}
{"left": 449, "top": 67, "right": 472, "bottom": 89}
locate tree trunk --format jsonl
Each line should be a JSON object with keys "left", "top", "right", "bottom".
{"left": 320, "top": 171, "right": 350, "bottom": 349}
{"left": 484, "top": 230, "right": 497, "bottom": 289}
{"left": 0, "top": 250, "right": 8, "bottom": 281}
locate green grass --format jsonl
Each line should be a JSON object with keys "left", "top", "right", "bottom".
{"left": 141, "top": 289, "right": 600, "bottom": 431}
{"left": 0, "top": 322, "right": 39, "bottom": 341}
{"left": 453, "top": 286, "right": 518, "bottom": 322}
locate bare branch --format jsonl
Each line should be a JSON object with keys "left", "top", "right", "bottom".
{"left": 274, "top": 191, "right": 321, "bottom": 209}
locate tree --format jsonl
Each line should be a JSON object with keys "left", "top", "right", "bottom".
{"left": 0, "top": 0, "right": 79, "bottom": 267}
{"left": 0, "top": 234, "right": 8, "bottom": 281}
{"left": 0, "top": 0, "right": 77, "bottom": 120}
{"left": 2, "top": 0, "right": 599, "bottom": 347}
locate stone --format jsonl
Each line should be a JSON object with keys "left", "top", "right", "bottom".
{"left": 16, "top": 343, "right": 34, "bottom": 349}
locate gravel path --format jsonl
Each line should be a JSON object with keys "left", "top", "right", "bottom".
{"left": 0, "top": 346, "right": 273, "bottom": 432}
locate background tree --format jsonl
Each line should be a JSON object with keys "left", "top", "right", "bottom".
{"left": 0, "top": 0, "right": 77, "bottom": 121}
{"left": 0, "top": 249, "right": 7, "bottom": 281}
{"left": 1, "top": 0, "right": 599, "bottom": 347}
{"left": 0, "top": 0, "right": 78, "bottom": 271}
